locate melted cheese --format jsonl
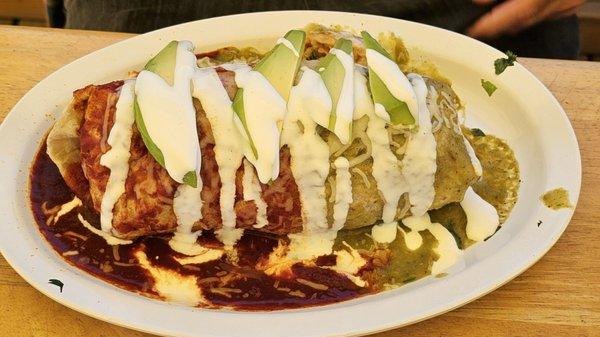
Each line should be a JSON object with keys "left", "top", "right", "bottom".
{"left": 135, "top": 41, "right": 200, "bottom": 183}
{"left": 365, "top": 48, "right": 418, "bottom": 122}
{"left": 174, "top": 248, "right": 224, "bottom": 265}
{"left": 192, "top": 68, "right": 244, "bottom": 229}
{"left": 329, "top": 48, "right": 354, "bottom": 144}
{"left": 402, "top": 213, "right": 462, "bottom": 274}
{"left": 53, "top": 196, "right": 82, "bottom": 224}
{"left": 461, "top": 187, "right": 499, "bottom": 241}
{"left": 266, "top": 233, "right": 368, "bottom": 287}
{"left": 283, "top": 67, "right": 330, "bottom": 231}
{"left": 232, "top": 67, "right": 286, "bottom": 183}
{"left": 135, "top": 250, "right": 203, "bottom": 305}
{"left": 287, "top": 231, "right": 337, "bottom": 261}
{"left": 99, "top": 80, "right": 135, "bottom": 232}
{"left": 77, "top": 214, "right": 132, "bottom": 245}
{"left": 332, "top": 157, "right": 353, "bottom": 230}
{"left": 241, "top": 160, "right": 268, "bottom": 229}
{"left": 402, "top": 74, "right": 437, "bottom": 216}
{"left": 329, "top": 242, "right": 368, "bottom": 287}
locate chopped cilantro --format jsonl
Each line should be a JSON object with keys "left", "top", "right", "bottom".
{"left": 481, "top": 79, "right": 497, "bottom": 97}
{"left": 494, "top": 51, "right": 517, "bottom": 75}
{"left": 471, "top": 128, "right": 486, "bottom": 137}
{"left": 48, "top": 279, "right": 64, "bottom": 292}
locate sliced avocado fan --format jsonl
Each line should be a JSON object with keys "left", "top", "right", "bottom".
{"left": 317, "top": 38, "right": 353, "bottom": 134}
{"left": 134, "top": 40, "right": 198, "bottom": 187}
{"left": 361, "top": 31, "right": 415, "bottom": 126}
{"left": 232, "top": 30, "right": 306, "bottom": 159}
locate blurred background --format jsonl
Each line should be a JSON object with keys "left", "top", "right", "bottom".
{"left": 0, "top": 0, "right": 600, "bottom": 61}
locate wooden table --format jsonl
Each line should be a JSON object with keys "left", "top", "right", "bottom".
{"left": 1, "top": 25, "right": 599, "bottom": 337}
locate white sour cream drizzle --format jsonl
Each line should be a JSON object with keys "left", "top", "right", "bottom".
{"left": 329, "top": 48, "right": 355, "bottom": 144}
{"left": 135, "top": 41, "right": 201, "bottom": 183}
{"left": 77, "top": 214, "right": 132, "bottom": 245}
{"left": 276, "top": 37, "right": 300, "bottom": 57}
{"left": 365, "top": 48, "right": 418, "bottom": 123}
{"left": 402, "top": 213, "right": 462, "bottom": 274}
{"left": 170, "top": 182, "right": 204, "bottom": 255}
{"left": 332, "top": 157, "right": 353, "bottom": 230}
{"left": 371, "top": 222, "right": 398, "bottom": 244}
{"left": 191, "top": 68, "right": 244, "bottom": 229}
{"left": 361, "top": 69, "right": 408, "bottom": 224}
{"left": 216, "top": 227, "right": 244, "bottom": 249}
{"left": 461, "top": 187, "right": 500, "bottom": 241}
{"left": 232, "top": 67, "right": 287, "bottom": 183}
{"left": 402, "top": 74, "right": 437, "bottom": 216}
{"left": 99, "top": 80, "right": 135, "bottom": 232}
{"left": 283, "top": 67, "right": 331, "bottom": 231}
{"left": 241, "top": 160, "right": 268, "bottom": 229}
{"left": 462, "top": 137, "right": 483, "bottom": 177}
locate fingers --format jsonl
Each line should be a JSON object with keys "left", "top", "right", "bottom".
{"left": 467, "top": 0, "right": 585, "bottom": 39}
{"left": 467, "top": 0, "right": 542, "bottom": 39}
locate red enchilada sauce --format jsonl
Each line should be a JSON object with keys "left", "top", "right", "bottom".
{"left": 30, "top": 143, "right": 373, "bottom": 310}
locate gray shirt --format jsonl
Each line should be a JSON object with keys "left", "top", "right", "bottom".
{"left": 61, "top": 0, "right": 579, "bottom": 59}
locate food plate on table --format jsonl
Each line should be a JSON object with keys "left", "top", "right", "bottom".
{"left": 0, "top": 11, "right": 580, "bottom": 337}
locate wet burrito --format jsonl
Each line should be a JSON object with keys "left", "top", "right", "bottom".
{"left": 47, "top": 28, "right": 484, "bottom": 240}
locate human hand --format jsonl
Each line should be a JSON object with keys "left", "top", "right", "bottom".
{"left": 467, "top": 0, "right": 585, "bottom": 38}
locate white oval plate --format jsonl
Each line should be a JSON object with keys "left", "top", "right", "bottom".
{"left": 0, "top": 11, "right": 580, "bottom": 337}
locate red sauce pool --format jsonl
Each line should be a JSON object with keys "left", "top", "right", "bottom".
{"left": 30, "top": 143, "right": 373, "bottom": 310}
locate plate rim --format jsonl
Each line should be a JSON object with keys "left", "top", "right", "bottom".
{"left": 0, "top": 10, "right": 581, "bottom": 337}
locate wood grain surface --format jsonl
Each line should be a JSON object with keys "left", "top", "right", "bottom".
{"left": 0, "top": 25, "right": 599, "bottom": 337}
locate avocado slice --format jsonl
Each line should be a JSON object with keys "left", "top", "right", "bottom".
{"left": 134, "top": 41, "right": 197, "bottom": 187}
{"left": 317, "top": 38, "right": 353, "bottom": 133}
{"left": 254, "top": 30, "right": 306, "bottom": 101}
{"left": 361, "top": 31, "right": 415, "bottom": 125}
{"left": 232, "top": 30, "right": 306, "bottom": 159}
{"left": 144, "top": 40, "right": 178, "bottom": 86}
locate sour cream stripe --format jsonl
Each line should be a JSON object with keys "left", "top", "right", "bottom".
{"left": 332, "top": 157, "right": 353, "bottom": 230}
{"left": 232, "top": 67, "right": 286, "bottom": 183}
{"left": 402, "top": 74, "right": 437, "bottom": 217}
{"left": 99, "top": 80, "right": 136, "bottom": 233}
{"left": 282, "top": 67, "right": 331, "bottom": 231}
{"left": 360, "top": 69, "right": 408, "bottom": 224}
{"left": 191, "top": 67, "right": 244, "bottom": 229}
{"left": 242, "top": 159, "right": 268, "bottom": 229}
{"left": 402, "top": 213, "right": 462, "bottom": 274}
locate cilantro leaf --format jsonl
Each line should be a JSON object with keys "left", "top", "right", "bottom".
{"left": 494, "top": 51, "right": 517, "bottom": 75}
{"left": 481, "top": 79, "right": 497, "bottom": 97}
{"left": 48, "top": 279, "right": 64, "bottom": 292}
